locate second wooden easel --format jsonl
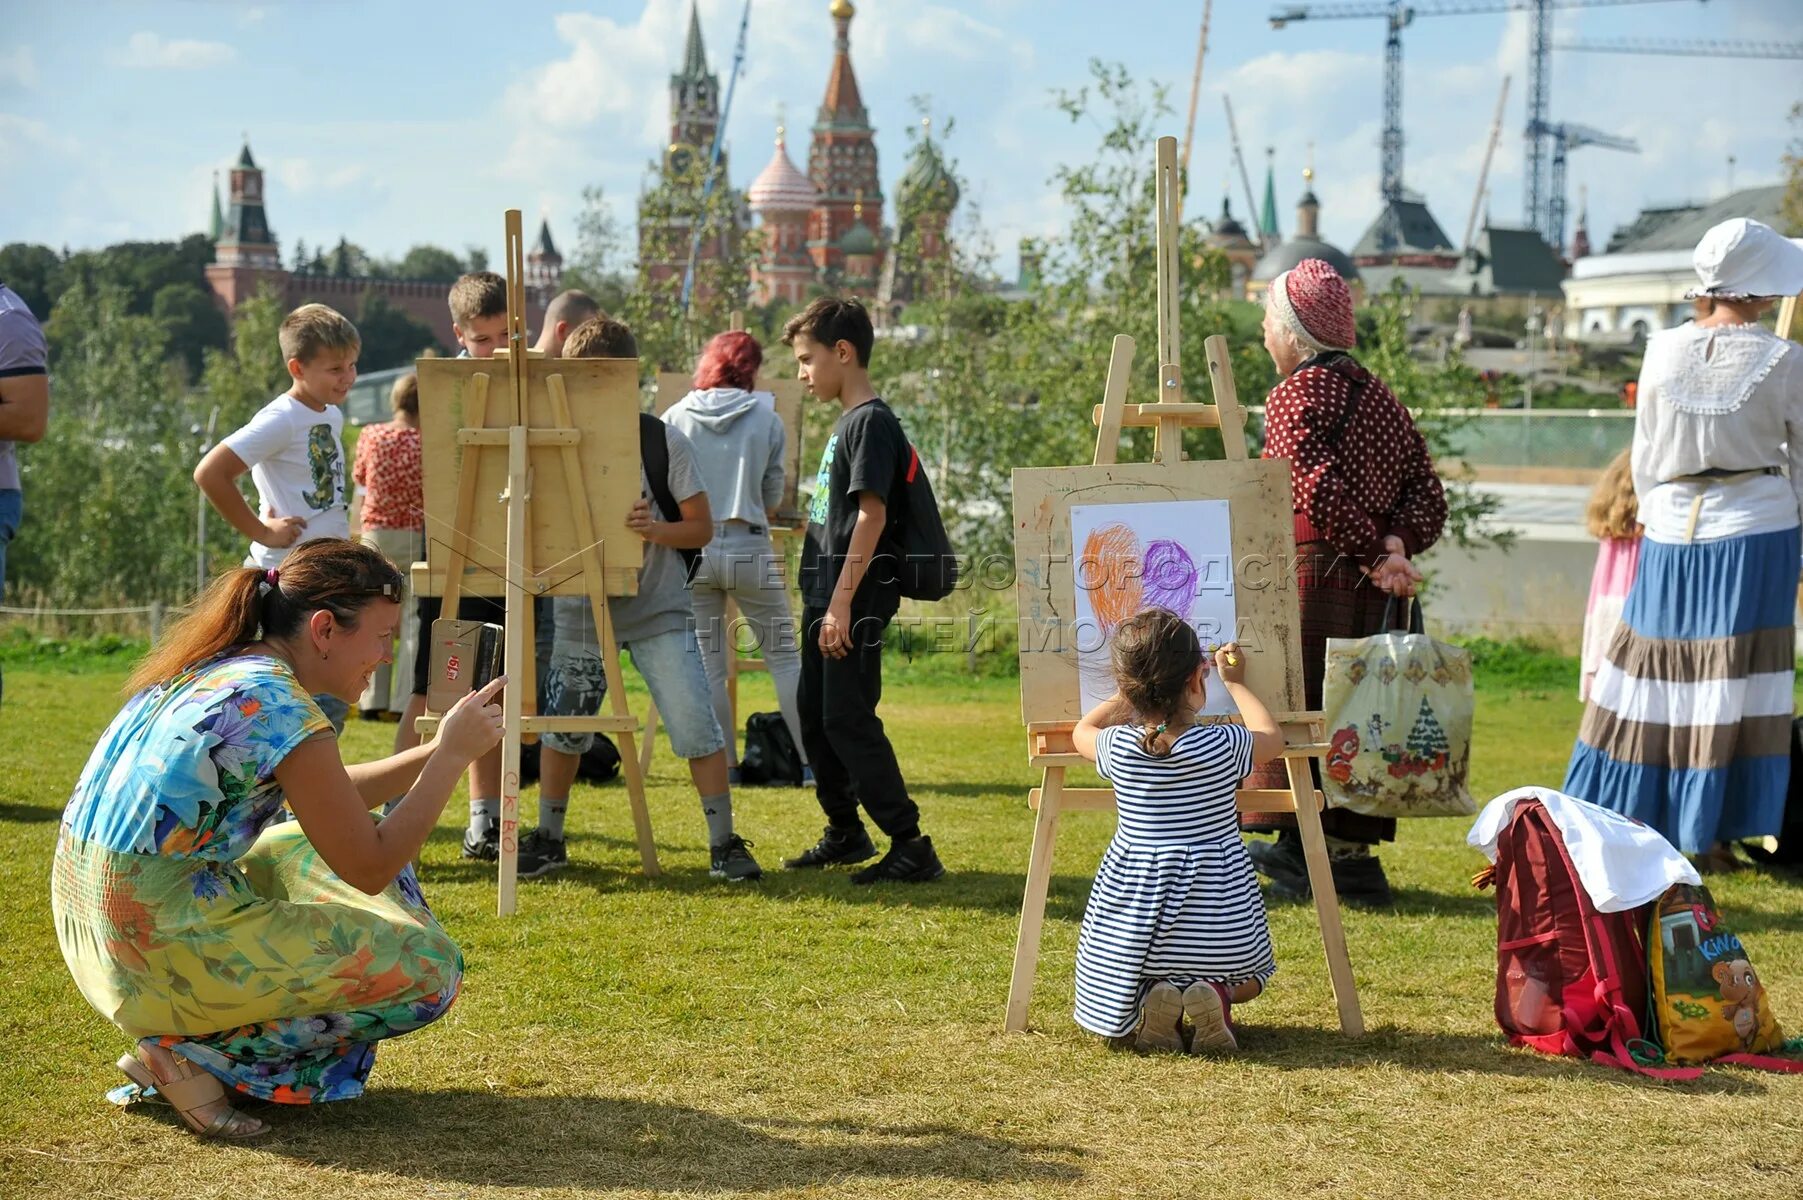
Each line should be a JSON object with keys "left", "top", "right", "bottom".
{"left": 415, "top": 210, "right": 661, "bottom": 915}
{"left": 1004, "top": 137, "right": 1363, "bottom": 1036}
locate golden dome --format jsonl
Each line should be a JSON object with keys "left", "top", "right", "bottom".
{"left": 830, "top": 0, "right": 855, "bottom": 18}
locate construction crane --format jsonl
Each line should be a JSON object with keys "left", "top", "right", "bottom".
{"left": 1462, "top": 74, "right": 1511, "bottom": 254}
{"left": 1268, "top": 0, "right": 1698, "bottom": 242}
{"left": 680, "top": 0, "right": 752, "bottom": 316}
{"left": 1179, "top": 0, "right": 1214, "bottom": 221}
{"left": 1555, "top": 37, "right": 1803, "bottom": 58}
{"left": 1222, "top": 95, "right": 1266, "bottom": 249}
{"left": 1540, "top": 121, "right": 1638, "bottom": 254}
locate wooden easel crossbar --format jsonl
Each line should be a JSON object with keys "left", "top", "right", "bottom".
{"left": 1004, "top": 137, "right": 1363, "bottom": 1037}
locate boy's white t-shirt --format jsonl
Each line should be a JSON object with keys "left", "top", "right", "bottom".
{"left": 221, "top": 392, "right": 350, "bottom": 569}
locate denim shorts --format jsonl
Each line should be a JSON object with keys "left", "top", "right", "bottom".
{"left": 0, "top": 488, "right": 21, "bottom": 599}
{"left": 543, "top": 597, "right": 724, "bottom": 760}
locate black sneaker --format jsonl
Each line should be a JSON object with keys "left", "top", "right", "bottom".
{"left": 516, "top": 828, "right": 567, "bottom": 878}
{"left": 1267, "top": 850, "right": 1395, "bottom": 909}
{"left": 783, "top": 824, "right": 878, "bottom": 869}
{"left": 461, "top": 825, "right": 499, "bottom": 861}
{"left": 1247, "top": 831, "right": 1307, "bottom": 884}
{"left": 850, "top": 835, "right": 945, "bottom": 885}
{"left": 710, "top": 835, "right": 764, "bottom": 881}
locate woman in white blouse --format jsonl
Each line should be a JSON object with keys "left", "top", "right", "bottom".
{"left": 1564, "top": 219, "right": 1803, "bottom": 872}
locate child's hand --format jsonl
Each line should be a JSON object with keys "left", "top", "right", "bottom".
{"left": 1213, "top": 642, "right": 1247, "bottom": 685}
{"left": 625, "top": 498, "right": 655, "bottom": 539}
{"left": 261, "top": 515, "right": 307, "bottom": 548}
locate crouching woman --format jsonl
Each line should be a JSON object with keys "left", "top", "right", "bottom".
{"left": 50, "top": 538, "right": 505, "bottom": 1138}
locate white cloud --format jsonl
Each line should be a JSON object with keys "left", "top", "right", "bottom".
{"left": 275, "top": 158, "right": 371, "bottom": 194}
{"left": 0, "top": 47, "right": 37, "bottom": 91}
{"left": 113, "top": 32, "right": 237, "bottom": 71}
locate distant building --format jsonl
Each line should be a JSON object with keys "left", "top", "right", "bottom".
{"left": 807, "top": 0, "right": 883, "bottom": 281}
{"left": 1562, "top": 184, "right": 1795, "bottom": 342}
{"left": 1352, "top": 196, "right": 1460, "bottom": 270}
{"left": 1203, "top": 193, "right": 1259, "bottom": 297}
{"left": 203, "top": 140, "right": 553, "bottom": 351}
{"left": 1249, "top": 167, "right": 1361, "bottom": 300}
{"left": 637, "top": 3, "right": 743, "bottom": 296}
{"left": 747, "top": 125, "right": 822, "bottom": 306}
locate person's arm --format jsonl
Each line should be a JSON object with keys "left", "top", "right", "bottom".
{"left": 1383, "top": 423, "right": 1447, "bottom": 559}
{"left": 276, "top": 676, "right": 506, "bottom": 893}
{"left": 1214, "top": 643, "right": 1284, "bottom": 765}
{"left": 0, "top": 306, "right": 49, "bottom": 442}
{"left": 0, "top": 374, "right": 48, "bottom": 442}
{"left": 1073, "top": 691, "right": 1138, "bottom": 761}
{"left": 194, "top": 443, "right": 305, "bottom": 548}
{"left": 762, "top": 417, "right": 787, "bottom": 514}
{"left": 627, "top": 489, "right": 713, "bottom": 549}
{"left": 1266, "top": 373, "right": 1385, "bottom": 562}
{"left": 342, "top": 739, "right": 437, "bottom": 809}
{"left": 820, "top": 492, "right": 885, "bottom": 657}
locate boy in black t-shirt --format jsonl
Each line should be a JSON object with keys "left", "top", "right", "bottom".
{"left": 779, "top": 298, "right": 944, "bottom": 883}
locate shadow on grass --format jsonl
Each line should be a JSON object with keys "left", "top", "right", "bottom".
{"left": 1242, "top": 1023, "right": 1773, "bottom": 1093}
{"left": 0, "top": 801, "right": 61, "bottom": 824}
{"left": 252, "top": 1093, "right": 1086, "bottom": 1193}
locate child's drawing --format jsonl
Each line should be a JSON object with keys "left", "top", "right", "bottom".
{"left": 1071, "top": 500, "right": 1238, "bottom": 716}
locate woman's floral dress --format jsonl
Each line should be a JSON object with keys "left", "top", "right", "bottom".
{"left": 50, "top": 652, "right": 462, "bottom": 1103}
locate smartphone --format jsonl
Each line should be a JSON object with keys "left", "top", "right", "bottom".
{"left": 426, "top": 619, "right": 504, "bottom": 713}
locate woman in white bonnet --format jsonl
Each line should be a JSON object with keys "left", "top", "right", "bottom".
{"left": 1564, "top": 218, "right": 1803, "bottom": 871}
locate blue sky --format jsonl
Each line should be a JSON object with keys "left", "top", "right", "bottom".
{"left": 4, "top": 0, "right": 1798, "bottom": 276}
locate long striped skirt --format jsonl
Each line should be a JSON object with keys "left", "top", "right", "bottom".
{"left": 1563, "top": 525, "right": 1797, "bottom": 854}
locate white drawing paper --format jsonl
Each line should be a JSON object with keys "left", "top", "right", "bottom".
{"left": 1070, "top": 499, "right": 1239, "bottom": 718}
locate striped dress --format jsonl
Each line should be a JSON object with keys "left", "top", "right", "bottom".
{"left": 1563, "top": 323, "right": 1802, "bottom": 854}
{"left": 1074, "top": 723, "right": 1277, "bottom": 1037}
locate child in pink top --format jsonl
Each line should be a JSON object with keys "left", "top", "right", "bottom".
{"left": 1580, "top": 449, "right": 1642, "bottom": 703}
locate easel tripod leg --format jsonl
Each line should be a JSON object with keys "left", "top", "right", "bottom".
{"left": 1288, "top": 756, "right": 1364, "bottom": 1036}
{"left": 1006, "top": 766, "right": 1065, "bottom": 1033}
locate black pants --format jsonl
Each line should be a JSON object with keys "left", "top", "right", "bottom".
{"left": 797, "top": 602, "right": 920, "bottom": 840}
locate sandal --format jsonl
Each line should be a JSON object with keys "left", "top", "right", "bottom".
{"left": 1695, "top": 846, "right": 1746, "bottom": 875}
{"left": 116, "top": 1049, "right": 269, "bottom": 1139}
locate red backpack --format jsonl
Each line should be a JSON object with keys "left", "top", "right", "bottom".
{"left": 1474, "top": 797, "right": 1702, "bottom": 1080}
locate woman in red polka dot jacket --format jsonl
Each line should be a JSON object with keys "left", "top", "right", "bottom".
{"left": 1242, "top": 258, "right": 1447, "bottom": 909}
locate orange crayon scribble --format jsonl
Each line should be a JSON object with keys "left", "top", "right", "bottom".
{"left": 1081, "top": 523, "right": 1143, "bottom": 636}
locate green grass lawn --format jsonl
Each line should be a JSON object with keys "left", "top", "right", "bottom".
{"left": 2, "top": 652, "right": 1801, "bottom": 1199}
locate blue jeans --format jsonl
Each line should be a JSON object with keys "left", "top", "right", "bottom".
{"left": 543, "top": 597, "right": 723, "bottom": 759}
{"left": 0, "top": 489, "right": 19, "bottom": 708}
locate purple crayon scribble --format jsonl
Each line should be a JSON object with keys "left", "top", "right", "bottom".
{"left": 1141, "top": 539, "right": 1198, "bottom": 617}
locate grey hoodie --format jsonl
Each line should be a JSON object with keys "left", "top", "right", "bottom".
{"left": 662, "top": 387, "right": 786, "bottom": 526}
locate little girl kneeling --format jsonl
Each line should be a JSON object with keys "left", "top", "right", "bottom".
{"left": 1071, "top": 608, "right": 1285, "bottom": 1054}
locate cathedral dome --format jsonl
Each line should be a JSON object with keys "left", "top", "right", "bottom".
{"left": 897, "top": 130, "right": 959, "bottom": 215}
{"left": 747, "top": 127, "right": 819, "bottom": 214}
{"left": 841, "top": 218, "right": 878, "bottom": 256}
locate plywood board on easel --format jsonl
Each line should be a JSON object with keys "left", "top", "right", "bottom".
{"left": 419, "top": 356, "right": 644, "bottom": 598}
{"left": 655, "top": 370, "right": 808, "bottom": 523}
{"left": 1012, "top": 458, "right": 1306, "bottom": 727}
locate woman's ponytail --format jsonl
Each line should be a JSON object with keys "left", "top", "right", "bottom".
{"left": 121, "top": 539, "right": 403, "bottom": 697}
{"left": 122, "top": 567, "right": 265, "bottom": 696}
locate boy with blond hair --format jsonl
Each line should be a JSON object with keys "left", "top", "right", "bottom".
{"left": 195, "top": 301, "right": 360, "bottom": 731}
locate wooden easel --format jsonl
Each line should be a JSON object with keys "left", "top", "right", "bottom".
{"left": 414, "top": 210, "right": 661, "bottom": 916}
{"left": 1004, "top": 137, "right": 1363, "bottom": 1036}
{"left": 638, "top": 325, "right": 808, "bottom": 776}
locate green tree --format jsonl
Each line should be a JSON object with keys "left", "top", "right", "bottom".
{"left": 0, "top": 243, "right": 63, "bottom": 320}
{"left": 151, "top": 282, "right": 230, "bottom": 381}
{"left": 1783, "top": 101, "right": 1802, "bottom": 237}
{"left": 354, "top": 292, "right": 439, "bottom": 370}
{"left": 629, "top": 153, "right": 761, "bottom": 374}
{"left": 12, "top": 282, "right": 210, "bottom": 606}
{"left": 390, "top": 244, "right": 467, "bottom": 282}
{"left": 562, "top": 185, "right": 632, "bottom": 314}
